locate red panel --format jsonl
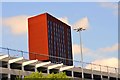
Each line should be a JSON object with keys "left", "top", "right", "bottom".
{"left": 28, "top": 13, "right": 49, "bottom": 61}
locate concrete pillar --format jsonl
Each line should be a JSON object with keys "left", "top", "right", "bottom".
{"left": 72, "top": 71, "right": 74, "bottom": 77}
{"left": 91, "top": 64, "right": 94, "bottom": 80}
{"left": 22, "top": 66, "right": 24, "bottom": 78}
{"left": 100, "top": 65, "right": 103, "bottom": 80}
{"left": 35, "top": 68, "right": 37, "bottom": 72}
{"left": 101, "top": 75, "right": 103, "bottom": 80}
{"left": 91, "top": 73, "right": 94, "bottom": 80}
{"left": 47, "top": 69, "right": 50, "bottom": 74}
{"left": 81, "top": 68, "right": 84, "bottom": 79}
{"left": 115, "top": 68, "right": 118, "bottom": 80}
{"left": 8, "top": 63, "right": 10, "bottom": 78}
{"left": 107, "top": 66, "right": 110, "bottom": 80}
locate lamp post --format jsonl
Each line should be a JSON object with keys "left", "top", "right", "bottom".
{"left": 74, "top": 27, "right": 86, "bottom": 79}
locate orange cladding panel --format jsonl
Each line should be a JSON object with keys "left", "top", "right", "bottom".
{"left": 28, "top": 13, "right": 49, "bottom": 61}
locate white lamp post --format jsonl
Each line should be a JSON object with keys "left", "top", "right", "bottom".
{"left": 74, "top": 27, "right": 86, "bottom": 79}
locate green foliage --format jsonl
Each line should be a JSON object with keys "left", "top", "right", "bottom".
{"left": 16, "top": 72, "right": 70, "bottom": 80}
{"left": 47, "top": 72, "right": 68, "bottom": 78}
{"left": 15, "top": 76, "right": 22, "bottom": 80}
{"left": 24, "top": 72, "right": 44, "bottom": 78}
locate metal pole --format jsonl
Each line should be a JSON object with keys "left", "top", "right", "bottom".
{"left": 7, "top": 48, "right": 10, "bottom": 57}
{"left": 79, "top": 31, "right": 84, "bottom": 79}
{"left": 21, "top": 51, "right": 23, "bottom": 58}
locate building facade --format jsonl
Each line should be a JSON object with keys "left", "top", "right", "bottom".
{"left": 28, "top": 13, "right": 73, "bottom": 66}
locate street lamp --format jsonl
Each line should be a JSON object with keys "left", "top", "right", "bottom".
{"left": 74, "top": 27, "right": 86, "bottom": 79}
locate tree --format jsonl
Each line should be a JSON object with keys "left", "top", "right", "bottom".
{"left": 24, "top": 72, "right": 44, "bottom": 79}
{"left": 16, "top": 72, "right": 70, "bottom": 80}
{"left": 46, "top": 72, "right": 69, "bottom": 79}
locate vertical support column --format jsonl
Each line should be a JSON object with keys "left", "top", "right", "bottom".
{"left": 91, "top": 63, "right": 94, "bottom": 80}
{"left": 100, "top": 65, "right": 103, "bottom": 80}
{"left": 22, "top": 66, "right": 24, "bottom": 78}
{"left": 7, "top": 48, "right": 10, "bottom": 79}
{"left": 8, "top": 63, "right": 10, "bottom": 78}
{"left": 47, "top": 69, "right": 49, "bottom": 74}
{"left": 59, "top": 66, "right": 62, "bottom": 73}
{"left": 20, "top": 55, "right": 23, "bottom": 79}
{"left": 72, "top": 71, "right": 74, "bottom": 77}
{"left": 107, "top": 66, "right": 109, "bottom": 79}
{"left": 81, "top": 61, "right": 84, "bottom": 80}
{"left": 82, "top": 68, "right": 84, "bottom": 79}
{"left": 35, "top": 61, "right": 37, "bottom": 72}
{"left": 18, "top": 70, "right": 21, "bottom": 78}
{"left": 35, "top": 68, "right": 37, "bottom": 72}
{"left": 115, "top": 68, "right": 118, "bottom": 80}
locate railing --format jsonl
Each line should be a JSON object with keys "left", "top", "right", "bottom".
{"left": 0, "top": 47, "right": 119, "bottom": 75}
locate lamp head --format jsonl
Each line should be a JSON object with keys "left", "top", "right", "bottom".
{"left": 74, "top": 27, "right": 86, "bottom": 32}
